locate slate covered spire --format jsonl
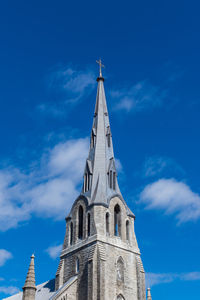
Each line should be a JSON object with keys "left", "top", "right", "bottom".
{"left": 22, "top": 254, "right": 37, "bottom": 300}
{"left": 81, "top": 61, "right": 133, "bottom": 216}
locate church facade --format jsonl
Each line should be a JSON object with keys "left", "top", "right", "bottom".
{"left": 4, "top": 64, "right": 152, "bottom": 300}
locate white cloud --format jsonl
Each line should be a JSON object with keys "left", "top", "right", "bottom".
{"left": 45, "top": 244, "right": 62, "bottom": 259}
{"left": 140, "top": 178, "right": 200, "bottom": 223}
{"left": 0, "top": 286, "right": 19, "bottom": 295}
{"left": 0, "top": 138, "right": 89, "bottom": 231}
{"left": 0, "top": 250, "right": 12, "bottom": 267}
{"left": 111, "top": 80, "right": 168, "bottom": 113}
{"left": 146, "top": 271, "right": 200, "bottom": 287}
{"left": 38, "top": 66, "right": 96, "bottom": 116}
{"left": 142, "top": 156, "right": 184, "bottom": 178}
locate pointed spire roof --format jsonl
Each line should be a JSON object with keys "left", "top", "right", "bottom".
{"left": 79, "top": 62, "right": 134, "bottom": 217}
{"left": 147, "top": 287, "right": 152, "bottom": 300}
{"left": 23, "top": 254, "right": 36, "bottom": 290}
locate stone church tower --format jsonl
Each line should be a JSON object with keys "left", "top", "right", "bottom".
{"left": 3, "top": 63, "right": 148, "bottom": 300}
{"left": 54, "top": 64, "right": 146, "bottom": 300}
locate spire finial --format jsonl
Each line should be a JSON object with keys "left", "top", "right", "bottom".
{"left": 96, "top": 58, "right": 105, "bottom": 79}
{"left": 22, "top": 253, "right": 37, "bottom": 300}
{"left": 147, "top": 287, "right": 152, "bottom": 300}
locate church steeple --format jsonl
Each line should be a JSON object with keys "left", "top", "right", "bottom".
{"left": 81, "top": 60, "right": 133, "bottom": 217}
{"left": 55, "top": 62, "right": 145, "bottom": 300}
{"left": 22, "top": 254, "right": 36, "bottom": 300}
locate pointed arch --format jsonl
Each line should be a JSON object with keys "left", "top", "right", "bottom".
{"left": 78, "top": 205, "right": 84, "bottom": 239}
{"left": 116, "top": 295, "right": 125, "bottom": 300}
{"left": 84, "top": 160, "right": 92, "bottom": 193}
{"left": 108, "top": 158, "right": 117, "bottom": 190}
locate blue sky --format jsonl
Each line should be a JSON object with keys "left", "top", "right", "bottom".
{"left": 0, "top": 0, "right": 200, "bottom": 299}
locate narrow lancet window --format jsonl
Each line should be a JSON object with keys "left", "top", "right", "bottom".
{"left": 106, "top": 212, "right": 109, "bottom": 235}
{"left": 78, "top": 206, "right": 84, "bottom": 239}
{"left": 114, "top": 204, "right": 121, "bottom": 237}
{"left": 126, "top": 220, "right": 130, "bottom": 242}
{"left": 70, "top": 222, "right": 73, "bottom": 245}
{"left": 87, "top": 213, "right": 91, "bottom": 237}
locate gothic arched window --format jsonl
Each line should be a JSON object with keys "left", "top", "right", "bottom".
{"left": 78, "top": 205, "right": 84, "bottom": 239}
{"left": 70, "top": 222, "right": 73, "bottom": 245}
{"left": 117, "top": 257, "right": 124, "bottom": 283}
{"left": 114, "top": 204, "right": 121, "bottom": 237}
{"left": 106, "top": 212, "right": 109, "bottom": 235}
{"left": 126, "top": 220, "right": 130, "bottom": 242}
{"left": 84, "top": 161, "right": 92, "bottom": 193}
{"left": 87, "top": 213, "right": 91, "bottom": 237}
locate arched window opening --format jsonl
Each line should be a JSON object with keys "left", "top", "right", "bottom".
{"left": 87, "top": 213, "right": 91, "bottom": 237}
{"left": 84, "top": 167, "right": 91, "bottom": 193}
{"left": 84, "top": 173, "right": 90, "bottom": 193}
{"left": 117, "top": 257, "right": 125, "bottom": 284}
{"left": 126, "top": 220, "right": 130, "bottom": 242}
{"left": 76, "top": 257, "right": 80, "bottom": 273}
{"left": 114, "top": 204, "right": 121, "bottom": 237}
{"left": 70, "top": 222, "right": 73, "bottom": 245}
{"left": 78, "top": 206, "right": 84, "bottom": 240}
{"left": 106, "top": 212, "right": 109, "bottom": 235}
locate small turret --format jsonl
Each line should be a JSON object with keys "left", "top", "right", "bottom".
{"left": 147, "top": 287, "right": 152, "bottom": 300}
{"left": 22, "top": 254, "right": 37, "bottom": 300}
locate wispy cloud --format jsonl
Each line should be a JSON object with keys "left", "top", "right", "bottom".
{"left": 110, "top": 80, "right": 168, "bottom": 113}
{"left": 45, "top": 244, "right": 62, "bottom": 259}
{"left": 38, "top": 65, "right": 96, "bottom": 117}
{"left": 0, "top": 250, "right": 12, "bottom": 267}
{"left": 146, "top": 271, "right": 200, "bottom": 287}
{"left": 140, "top": 178, "right": 200, "bottom": 223}
{"left": 0, "top": 138, "right": 89, "bottom": 231}
{"left": 141, "top": 156, "right": 184, "bottom": 178}
{"left": 0, "top": 286, "right": 19, "bottom": 296}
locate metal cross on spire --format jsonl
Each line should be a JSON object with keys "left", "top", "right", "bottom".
{"left": 96, "top": 58, "right": 105, "bottom": 78}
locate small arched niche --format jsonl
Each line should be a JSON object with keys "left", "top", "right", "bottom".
{"left": 117, "top": 257, "right": 125, "bottom": 283}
